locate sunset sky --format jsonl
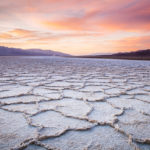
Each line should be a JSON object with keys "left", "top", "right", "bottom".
{"left": 0, "top": 0, "right": 150, "bottom": 55}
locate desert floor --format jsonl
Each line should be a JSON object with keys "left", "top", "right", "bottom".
{"left": 0, "top": 56, "right": 150, "bottom": 150}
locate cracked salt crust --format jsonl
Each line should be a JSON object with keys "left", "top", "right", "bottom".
{"left": 0, "top": 56, "right": 150, "bottom": 150}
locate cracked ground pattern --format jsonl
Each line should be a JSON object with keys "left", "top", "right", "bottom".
{"left": 0, "top": 56, "right": 150, "bottom": 150}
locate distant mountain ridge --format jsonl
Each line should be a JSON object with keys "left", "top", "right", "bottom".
{"left": 76, "top": 49, "right": 150, "bottom": 60}
{"left": 113, "top": 49, "right": 150, "bottom": 57}
{"left": 0, "top": 46, "right": 70, "bottom": 56}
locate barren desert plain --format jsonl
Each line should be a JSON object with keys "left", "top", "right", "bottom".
{"left": 0, "top": 56, "right": 150, "bottom": 150}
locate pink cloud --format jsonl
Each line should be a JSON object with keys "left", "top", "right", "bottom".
{"left": 0, "top": 0, "right": 150, "bottom": 54}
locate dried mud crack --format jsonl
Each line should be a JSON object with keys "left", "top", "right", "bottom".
{"left": 0, "top": 56, "right": 150, "bottom": 150}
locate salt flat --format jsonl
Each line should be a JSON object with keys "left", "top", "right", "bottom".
{"left": 0, "top": 56, "right": 150, "bottom": 150}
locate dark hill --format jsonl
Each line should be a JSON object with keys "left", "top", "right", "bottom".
{"left": 0, "top": 46, "right": 70, "bottom": 57}
{"left": 76, "top": 49, "right": 150, "bottom": 60}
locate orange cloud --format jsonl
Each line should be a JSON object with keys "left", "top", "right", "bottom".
{"left": 0, "top": 29, "right": 38, "bottom": 41}
{"left": 0, "top": 0, "right": 150, "bottom": 54}
{"left": 42, "top": 18, "right": 86, "bottom": 31}
{"left": 0, "top": 28, "right": 102, "bottom": 42}
{"left": 0, "top": 33, "right": 13, "bottom": 39}
{"left": 109, "top": 35, "right": 150, "bottom": 52}
{"left": 1, "top": 0, "right": 150, "bottom": 32}
{"left": 9, "top": 29, "right": 36, "bottom": 37}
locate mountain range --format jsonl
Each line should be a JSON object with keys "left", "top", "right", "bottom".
{"left": 76, "top": 49, "right": 150, "bottom": 60}
{"left": 0, "top": 46, "right": 150, "bottom": 60}
{"left": 0, "top": 46, "right": 70, "bottom": 57}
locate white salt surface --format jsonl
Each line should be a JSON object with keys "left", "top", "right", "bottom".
{"left": 0, "top": 56, "right": 150, "bottom": 150}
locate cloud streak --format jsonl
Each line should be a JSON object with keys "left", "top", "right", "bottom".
{"left": 0, "top": 0, "right": 150, "bottom": 54}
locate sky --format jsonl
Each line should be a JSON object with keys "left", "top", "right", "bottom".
{"left": 0, "top": 0, "right": 150, "bottom": 55}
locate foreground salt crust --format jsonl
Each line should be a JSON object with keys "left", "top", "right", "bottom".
{"left": 0, "top": 56, "right": 150, "bottom": 150}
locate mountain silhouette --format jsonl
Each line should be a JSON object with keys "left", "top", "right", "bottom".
{"left": 0, "top": 46, "right": 70, "bottom": 56}
{"left": 76, "top": 49, "right": 150, "bottom": 60}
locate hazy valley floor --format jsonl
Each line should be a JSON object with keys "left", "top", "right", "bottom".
{"left": 0, "top": 56, "right": 150, "bottom": 150}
